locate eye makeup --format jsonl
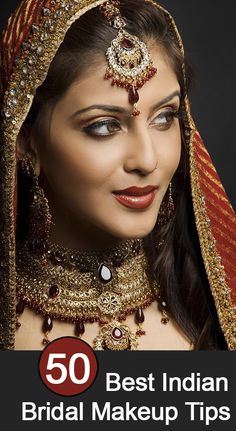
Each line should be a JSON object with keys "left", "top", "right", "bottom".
{"left": 81, "top": 107, "right": 182, "bottom": 138}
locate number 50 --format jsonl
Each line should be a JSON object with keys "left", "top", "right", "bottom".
{"left": 46, "top": 353, "right": 90, "bottom": 385}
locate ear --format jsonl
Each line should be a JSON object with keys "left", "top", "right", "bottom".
{"left": 16, "top": 125, "right": 41, "bottom": 176}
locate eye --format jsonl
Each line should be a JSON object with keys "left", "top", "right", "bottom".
{"left": 82, "top": 119, "right": 121, "bottom": 137}
{"left": 152, "top": 108, "right": 182, "bottom": 130}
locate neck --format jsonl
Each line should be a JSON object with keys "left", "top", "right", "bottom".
{"left": 48, "top": 198, "right": 127, "bottom": 253}
{"left": 49, "top": 222, "right": 126, "bottom": 253}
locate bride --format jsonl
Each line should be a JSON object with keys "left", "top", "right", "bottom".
{"left": 0, "top": 0, "right": 235, "bottom": 350}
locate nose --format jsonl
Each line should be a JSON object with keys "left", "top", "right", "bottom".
{"left": 123, "top": 126, "right": 157, "bottom": 174}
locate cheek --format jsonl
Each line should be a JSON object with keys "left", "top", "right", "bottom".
{"left": 40, "top": 130, "right": 120, "bottom": 192}
{"left": 156, "top": 125, "right": 181, "bottom": 175}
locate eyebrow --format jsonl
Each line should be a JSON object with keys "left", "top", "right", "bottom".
{"left": 70, "top": 90, "right": 181, "bottom": 118}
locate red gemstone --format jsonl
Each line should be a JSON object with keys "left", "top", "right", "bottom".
{"left": 112, "top": 327, "right": 123, "bottom": 339}
{"left": 121, "top": 38, "right": 134, "bottom": 50}
{"left": 136, "top": 329, "right": 146, "bottom": 336}
{"left": 128, "top": 86, "right": 139, "bottom": 104}
{"left": 75, "top": 321, "right": 85, "bottom": 336}
{"left": 16, "top": 300, "right": 25, "bottom": 315}
{"left": 131, "top": 109, "right": 140, "bottom": 117}
{"left": 49, "top": 284, "right": 59, "bottom": 298}
{"left": 43, "top": 315, "right": 53, "bottom": 332}
{"left": 135, "top": 307, "right": 145, "bottom": 324}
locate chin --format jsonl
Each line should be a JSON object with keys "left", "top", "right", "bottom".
{"left": 108, "top": 220, "right": 156, "bottom": 240}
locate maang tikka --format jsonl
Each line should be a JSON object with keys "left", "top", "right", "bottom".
{"left": 99, "top": 0, "right": 157, "bottom": 117}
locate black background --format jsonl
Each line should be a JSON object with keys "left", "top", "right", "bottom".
{"left": 0, "top": 351, "right": 235, "bottom": 430}
{"left": 0, "top": 0, "right": 235, "bottom": 207}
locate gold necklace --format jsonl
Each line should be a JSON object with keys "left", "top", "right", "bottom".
{"left": 16, "top": 238, "right": 169, "bottom": 350}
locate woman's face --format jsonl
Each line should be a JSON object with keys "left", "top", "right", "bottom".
{"left": 36, "top": 45, "right": 181, "bottom": 246}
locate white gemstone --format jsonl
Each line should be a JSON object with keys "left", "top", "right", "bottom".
{"left": 44, "top": 19, "right": 52, "bottom": 29}
{"left": 99, "top": 264, "right": 112, "bottom": 282}
{"left": 37, "top": 46, "right": 44, "bottom": 56}
{"left": 30, "top": 42, "right": 37, "bottom": 51}
{"left": 31, "top": 24, "right": 39, "bottom": 33}
{"left": 43, "top": 8, "right": 51, "bottom": 16}
{"left": 10, "top": 88, "right": 17, "bottom": 96}
{"left": 22, "top": 42, "right": 29, "bottom": 50}
{"left": 28, "top": 57, "right": 36, "bottom": 66}
{"left": 40, "top": 32, "right": 48, "bottom": 41}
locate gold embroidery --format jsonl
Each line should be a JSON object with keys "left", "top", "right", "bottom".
{"left": 201, "top": 195, "right": 234, "bottom": 221}
{"left": 196, "top": 154, "right": 225, "bottom": 191}
{"left": 196, "top": 140, "right": 212, "bottom": 157}
{"left": 207, "top": 207, "right": 236, "bottom": 236}
{"left": 199, "top": 177, "right": 229, "bottom": 204}
{"left": 212, "top": 225, "right": 236, "bottom": 252}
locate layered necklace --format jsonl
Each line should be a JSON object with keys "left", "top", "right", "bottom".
{"left": 16, "top": 238, "right": 169, "bottom": 350}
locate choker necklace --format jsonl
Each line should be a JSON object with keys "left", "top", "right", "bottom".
{"left": 16, "top": 238, "right": 169, "bottom": 350}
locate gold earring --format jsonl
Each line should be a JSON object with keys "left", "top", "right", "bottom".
{"left": 18, "top": 158, "right": 52, "bottom": 251}
{"left": 157, "top": 181, "right": 175, "bottom": 226}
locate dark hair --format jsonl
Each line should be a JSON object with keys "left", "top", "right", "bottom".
{"left": 19, "top": 0, "right": 227, "bottom": 350}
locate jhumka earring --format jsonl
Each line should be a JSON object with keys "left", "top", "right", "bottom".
{"left": 157, "top": 181, "right": 175, "bottom": 226}
{"left": 18, "top": 158, "right": 52, "bottom": 250}
{"left": 99, "top": 0, "right": 157, "bottom": 117}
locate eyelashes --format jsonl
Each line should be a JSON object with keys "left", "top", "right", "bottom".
{"left": 153, "top": 109, "right": 182, "bottom": 127}
{"left": 82, "top": 108, "right": 183, "bottom": 138}
{"left": 82, "top": 118, "right": 121, "bottom": 137}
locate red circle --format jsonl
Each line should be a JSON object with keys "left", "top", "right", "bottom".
{"left": 38, "top": 337, "right": 98, "bottom": 396}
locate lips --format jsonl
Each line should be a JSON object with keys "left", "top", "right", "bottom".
{"left": 112, "top": 185, "right": 158, "bottom": 209}
{"left": 113, "top": 185, "right": 157, "bottom": 196}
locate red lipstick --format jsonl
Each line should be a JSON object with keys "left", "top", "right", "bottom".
{"left": 113, "top": 185, "right": 158, "bottom": 209}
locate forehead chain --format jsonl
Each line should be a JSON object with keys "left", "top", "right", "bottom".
{"left": 99, "top": 0, "right": 157, "bottom": 117}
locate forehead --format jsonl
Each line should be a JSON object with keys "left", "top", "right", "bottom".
{"left": 57, "top": 45, "right": 180, "bottom": 112}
